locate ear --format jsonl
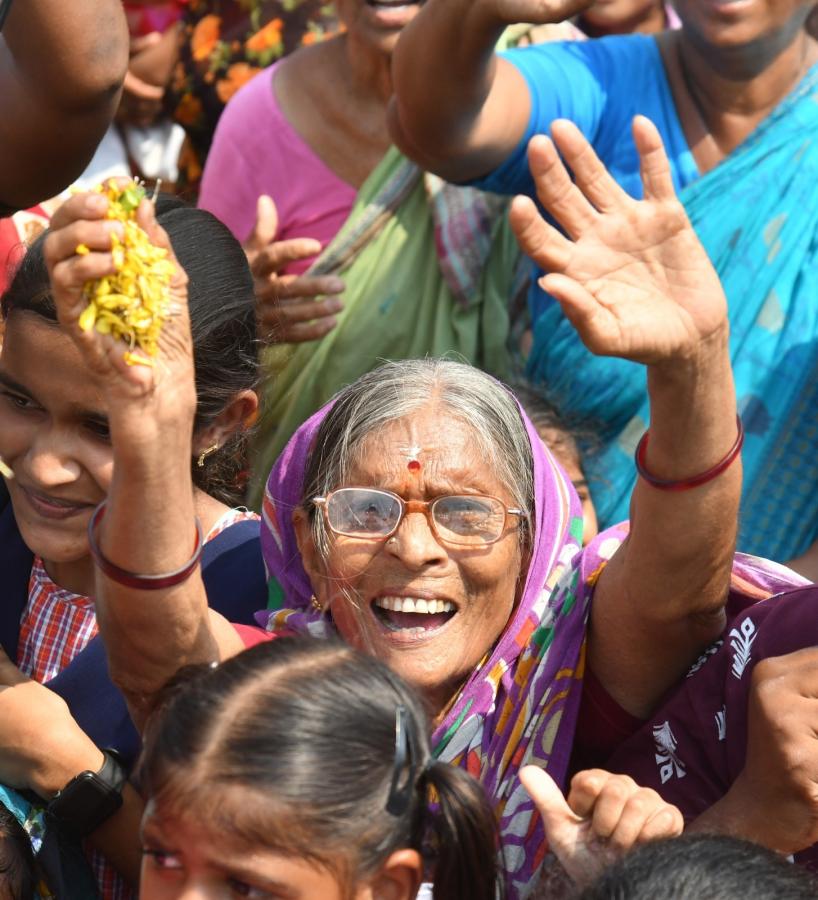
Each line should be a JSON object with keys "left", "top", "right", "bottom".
{"left": 293, "top": 507, "right": 328, "bottom": 594}
{"left": 192, "top": 390, "right": 258, "bottom": 458}
{"left": 355, "top": 848, "right": 423, "bottom": 900}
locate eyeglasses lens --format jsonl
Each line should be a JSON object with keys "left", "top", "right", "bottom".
{"left": 327, "top": 489, "right": 401, "bottom": 538}
{"left": 432, "top": 496, "right": 505, "bottom": 544}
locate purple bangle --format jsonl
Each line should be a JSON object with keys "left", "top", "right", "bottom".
{"left": 88, "top": 501, "right": 203, "bottom": 590}
{"left": 635, "top": 415, "right": 744, "bottom": 492}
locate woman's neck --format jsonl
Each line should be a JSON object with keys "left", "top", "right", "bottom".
{"left": 674, "top": 28, "right": 818, "bottom": 158}
{"left": 42, "top": 489, "right": 229, "bottom": 598}
{"left": 659, "top": 30, "right": 818, "bottom": 162}
{"left": 338, "top": 31, "right": 394, "bottom": 106}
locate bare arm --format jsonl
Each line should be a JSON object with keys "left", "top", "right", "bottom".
{"left": 0, "top": 0, "right": 129, "bottom": 214}
{"left": 44, "top": 191, "right": 244, "bottom": 729}
{"left": 389, "top": 0, "right": 591, "bottom": 182}
{"left": 510, "top": 118, "right": 738, "bottom": 719}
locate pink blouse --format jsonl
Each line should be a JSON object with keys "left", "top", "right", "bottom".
{"left": 198, "top": 62, "right": 357, "bottom": 275}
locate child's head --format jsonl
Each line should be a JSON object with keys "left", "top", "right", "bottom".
{"left": 513, "top": 383, "right": 598, "bottom": 546}
{"left": 138, "top": 638, "right": 501, "bottom": 900}
{"left": 570, "top": 834, "right": 818, "bottom": 899}
{"left": 0, "top": 196, "right": 258, "bottom": 573}
{"left": 0, "top": 804, "right": 35, "bottom": 900}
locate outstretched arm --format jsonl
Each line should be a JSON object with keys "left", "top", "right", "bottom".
{"left": 0, "top": 0, "right": 129, "bottom": 214}
{"left": 389, "top": 0, "right": 591, "bottom": 182}
{"left": 510, "top": 118, "right": 739, "bottom": 718}
{"left": 43, "top": 189, "right": 244, "bottom": 728}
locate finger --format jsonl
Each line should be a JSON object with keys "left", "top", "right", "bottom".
{"left": 607, "top": 790, "right": 662, "bottom": 850}
{"left": 520, "top": 766, "right": 583, "bottom": 848}
{"left": 258, "top": 296, "right": 344, "bottom": 326}
{"left": 528, "top": 134, "right": 597, "bottom": 240}
{"left": 130, "top": 31, "right": 162, "bottom": 53}
{"left": 587, "top": 775, "right": 637, "bottom": 841}
{"left": 509, "top": 195, "right": 572, "bottom": 273}
{"left": 123, "top": 71, "right": 166, "bottom": 102}
{"left": 43, "top": 220, "right": 123, "bottom": 270}
{"left": 566, "top": 769, "right": 609, "bottom": 819}
{"left": 551, "top": 119, "right": 629, "bottom": 213}
{"left": 50, "top": 256, "right": 119, "bottom": 325}
{"left": 48, "top": 192, "right": 110, "bottom": 232}
{"left": 244, "top": 195, "right": 280, "bottom": 254}
{"left": 0, "top": 646, "right": 28, "bottom": 686}
{"left": 263, "top": 316, "right": 338, "bottom": 344}
{"left": 637, "top": 804, "right": 684, "bottom": 843}
{"left": 251, "top": 237, "right": 324, "bottom": 275}
{"left": 540, "top": 273, "right": 613, "bottom": 353}
{"left": 633, "top": 116, "right": 677, "bottom": 202}
{"left": 274, "top": 275, "right": 345, "bottom": 301}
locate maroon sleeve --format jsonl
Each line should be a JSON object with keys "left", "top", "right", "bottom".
{"left": 570, "top": 666, "right": 646, "bottom": 775}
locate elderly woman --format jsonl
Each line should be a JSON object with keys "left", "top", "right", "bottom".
{"left": 46, "top": 126, "right": 798, "bottom": 895}
{"left": 391, "top": 0, "right": 818, "bottom": 565}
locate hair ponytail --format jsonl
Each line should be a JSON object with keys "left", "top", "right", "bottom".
{"left": 424, "top": 760, "right": 504, "bottom": 900}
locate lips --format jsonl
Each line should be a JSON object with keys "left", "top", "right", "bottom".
{"left": 19, "top": 485, "right": 95, "bottom": 521}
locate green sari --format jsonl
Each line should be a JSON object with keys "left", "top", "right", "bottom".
{"left": 248, "top": 146, "right": 526, "bottom": 504}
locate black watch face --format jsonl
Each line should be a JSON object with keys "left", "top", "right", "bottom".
{"left": 49, "top": 773, "right": 123, "bottom": 837}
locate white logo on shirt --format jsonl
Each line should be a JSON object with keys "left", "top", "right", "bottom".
{"left": 729, "top": 618, "right": 757, "bottom": 680}
{"left": 653, "top": 721, "right": 686, "bottom": 784}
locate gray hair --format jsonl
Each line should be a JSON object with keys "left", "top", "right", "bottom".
{"left": 302, "top": 359, "right": 534, "bottom": 556}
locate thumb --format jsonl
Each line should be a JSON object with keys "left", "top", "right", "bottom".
{"left": 0, "top": 646, "right": 28, "bottom": 686}
{"left": 521, "top": 765, "right": 583, "bottom": 850}
{"left": 244, "top": 195, "right": 279, "bottom": 253}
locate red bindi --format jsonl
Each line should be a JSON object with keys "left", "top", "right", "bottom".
{"left": 407, "top": 459, "right": 421, "bottom": 473}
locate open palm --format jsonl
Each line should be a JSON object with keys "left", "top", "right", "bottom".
{"left": 510, "top": 117, "right": 728, "bottom": 366}
{"left": 488, "top": 0, "right": 594, "bottom": 25}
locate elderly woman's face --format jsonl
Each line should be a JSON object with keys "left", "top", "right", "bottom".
{"left": 299, "top": 411, "right": 525, "bottom": 716}
{"left": 674, "top": 0, "right": 813, "bottom": 48}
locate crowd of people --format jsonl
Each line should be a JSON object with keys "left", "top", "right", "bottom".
{"left": 1, "top": 0, "right": 818, "bottom": 898}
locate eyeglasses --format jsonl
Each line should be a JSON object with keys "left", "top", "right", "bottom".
{"left": 312, "top": 487, "right": 523, "bottom": 547}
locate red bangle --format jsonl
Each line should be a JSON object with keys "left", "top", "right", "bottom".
{"left": 88, "top": 501, "right": 203, "bottom": 590}
{"left": 635, "top": 415, "right": 744, "bottom": 492}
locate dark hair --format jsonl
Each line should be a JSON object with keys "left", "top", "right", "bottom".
{"left": 139, "top": 638, "right": 502, "bottom": 900}
{"left": 0, "top": 195, "right": 257, "bottom": 505}
{"left": 0, "top": 804, "right": 35, "bottom": 900}
{"left": 558, "top": 834, "right": 818, "bottom": 900}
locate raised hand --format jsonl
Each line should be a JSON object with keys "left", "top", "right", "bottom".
{"left": 510, "top": 117, "right": 728, "bottom": 366}
{"left": 43, "top": 185, "right": 196, "bottom": 421}
{"left": 521, "top": 765, "right": 683, "bottom": 887}
{"left": 244, "top": 195, "right": 344, "bottom": 344}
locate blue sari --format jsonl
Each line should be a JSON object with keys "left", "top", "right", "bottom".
{"left": 527, "top": 65, "right": 818, "bottom": 561}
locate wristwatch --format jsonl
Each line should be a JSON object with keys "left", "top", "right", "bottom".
{"left": 47, "top": 749, "right": 127, "bottom": 837}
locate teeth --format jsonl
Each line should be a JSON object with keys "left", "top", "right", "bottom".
{"left": 374, "top": 597, "right": 456, "bottom": 615}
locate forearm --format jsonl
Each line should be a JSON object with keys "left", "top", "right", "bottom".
{"left": 389, "top": 0, "right": 529, "bottom": 181}
{"left": 0, "top": 0, "right": 128, "bottom": 210}
{"left": 94, "top": 403, "right": 220, "bottom": 721}
{"left": 592, "top": 326, "right": 740, "bottom": 713}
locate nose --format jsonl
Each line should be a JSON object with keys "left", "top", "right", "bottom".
{"left": 24, "top": 426, "right": 83, "bottom": 488}
{"left": 386, "top": 509, "right": 448, "bottom": 569}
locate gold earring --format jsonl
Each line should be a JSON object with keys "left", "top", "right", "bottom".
{"left": 197, "top": 443, "right": 220, "bottom": 467}
{"left": 310, "top": 594, "right": 324, "bottom": 613}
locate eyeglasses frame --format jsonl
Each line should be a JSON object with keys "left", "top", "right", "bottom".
{"left": 312, "top": 486, "right": 524, "bottom": 547}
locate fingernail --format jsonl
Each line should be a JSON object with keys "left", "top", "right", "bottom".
{"left": 327, "top": 279, "right": 345, "bottom": 293}
{"left": 328, "top": 299, "right": 344, "bottom": 313}
{"left": 86, "top": 195, "right": 107, "bottom": 213}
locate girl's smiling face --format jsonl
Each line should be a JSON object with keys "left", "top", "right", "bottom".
{"left": 0, "top": 311, "right": 112, "bottom": 592}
